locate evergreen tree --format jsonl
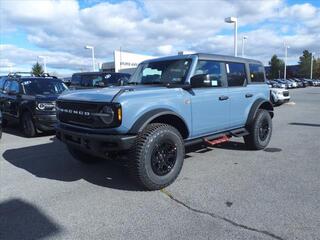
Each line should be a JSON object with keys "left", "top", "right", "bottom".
{"left": 31, "top": 62, "right": 44, "bottom": 76}
{"left": 298, "top": 50, "right": 316, "bottom": 78}
{"left": 268, "top": 55, "right": 284, "bottom": 79}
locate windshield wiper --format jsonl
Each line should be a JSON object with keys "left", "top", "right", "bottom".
{"left": 126, "top": 82, "right": 140, "bottom": 85}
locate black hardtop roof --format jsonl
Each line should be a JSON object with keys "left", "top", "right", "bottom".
{"left": 195, "top": 53, "right": 263, "bottom": 64}
{"left": 72, "top": 72, "right": 129, "bottom": 76}
{"left": 12, "top": 77, "right": 62, "bottom": 83}
{"left": 144, "top": 53, "right": 263, "bottom": 65}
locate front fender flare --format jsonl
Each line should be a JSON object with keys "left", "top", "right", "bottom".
{"left": 128, "top": 108, "right": 189, "bottom": 135}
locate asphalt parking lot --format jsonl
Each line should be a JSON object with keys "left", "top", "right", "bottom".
{"left": 1, "top": 87, "right": 320, "bottom": 240}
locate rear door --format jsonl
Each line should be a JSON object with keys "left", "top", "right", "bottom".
{"left": 226, "top": 62, "right": 252, "bottom": 128}
{"left": 190, "top": 60, "right": 230, "bottom": 137}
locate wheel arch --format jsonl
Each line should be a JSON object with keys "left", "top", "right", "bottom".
{"left": 18, "top": 105, "right": 33, "bottom": 119}
{"left": 129, "top": 109, "right": 190, "bottom": 139}
{"left": 246, "top": 98, "right": 274, "bottom": 127}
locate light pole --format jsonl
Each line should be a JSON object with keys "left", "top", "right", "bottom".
{"left": 241, "top": 36, "right": 248, "bottom": 57}
{"left": 284, "top": 44, "right": 290, "bottom": 80}
{"left": 310, "top": 52, "right": 315, "bottom": 80}
{"left": 85, "top": 45, "right": 95, "bottom": 71}
{"left": 8, "top": 64, "right": 13, "bottom": 73}
{"left": 225, "top": 17, "right": 238, "bottom": 57}
{"left": 38, "top": 55, "right": 47, "bottom": 73}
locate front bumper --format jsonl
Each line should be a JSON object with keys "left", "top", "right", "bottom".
{"left": 56, "top": 124, "right": 136, "bottom": 158}
{"left": 34, "top": 114, "right": 57, "bottom": 131}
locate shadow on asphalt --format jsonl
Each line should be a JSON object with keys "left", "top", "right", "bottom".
{"left": 3, "top": 124, "right": 55, "bottom": 138}
{"left": 0, "top": 199, "right": 61, "bottom": 240}
{"left": 2, "top": 138, "right": 141, "bottom": 191}
{"left": 2, "top": 138, "right": 259, "bottom": 191}
{"left": 289, "top": 122, "right": 320, "bottom": 127}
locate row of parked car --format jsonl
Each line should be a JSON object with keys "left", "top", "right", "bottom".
{"left": 267, "top": 78, "right": 320, "bottom": 89}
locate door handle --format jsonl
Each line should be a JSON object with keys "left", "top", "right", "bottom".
{"left": 245, "top": 93, "right": 253, "bottom": 98}
{"left": 219, "top": 96, "right": 229, "bottom": 101}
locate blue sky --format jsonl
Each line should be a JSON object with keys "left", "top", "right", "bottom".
{"left": 1, "top": 0, "right": 319, "bottom": 75}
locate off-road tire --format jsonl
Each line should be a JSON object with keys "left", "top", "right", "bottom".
{"left": 1, "top": 118, "right": 8, "bottom": 128}
{"left": 21, "top": 112, "right": 37, "bottom": 137}
{"left": 67, "top": 146, "right": 104, "bottom": 164}
{"left": 130, "top": 123, "right": 185, "bottom": 190}
{"left": 244, "top": 109, "right": 272, "bottom": 150}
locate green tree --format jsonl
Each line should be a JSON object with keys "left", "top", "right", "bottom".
{"left": 31, "top": 62, "right": 44, "bottom": 76}
{"left": 314, "top": 58, "right": 320, "bottom": 79}
{"left": 298, "top": 50, "right": 316, "bottom": 78}
{"left": 268, "top": 55, "right": 284, "bottom": 79}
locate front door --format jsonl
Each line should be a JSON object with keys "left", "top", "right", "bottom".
{"left": 4, "top": 80, "right": 20, "bottom": 118}
{"left": 190, "top": 60, "right": 230, "bottom": 137}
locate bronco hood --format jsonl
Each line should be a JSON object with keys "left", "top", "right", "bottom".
{"left": 58, "top": 85, "right": 180, "bottom": 103}
{"left": 58, "top": 86, "right": 136, "bottom": 102}
{"left": 35, "top": 94, "right": 60, "bottom": 102}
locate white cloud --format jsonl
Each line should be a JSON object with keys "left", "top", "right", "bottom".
{"left": 157, "top": 45, "right": 173, "bottom": 55}
{"left": 0, "top": 0, "right": 319, "bottom": 73}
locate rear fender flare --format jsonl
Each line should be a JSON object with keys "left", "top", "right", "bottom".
{"left": 246, "top": 98, "right": 274, "bottom": 127}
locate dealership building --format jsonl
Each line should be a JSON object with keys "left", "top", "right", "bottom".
{"left": 101, "top": 50, "right": 157, "bottom": 74}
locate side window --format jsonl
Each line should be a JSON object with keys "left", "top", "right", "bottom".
{"left": 226, "top": 62, "right": 247, "bottom": 87}
{"left": 194, "top": 60, "right": 226, "bottom": 87}
{"left": 71, "top": 74, "right": 81, "bottom": 85}
{"left": 9, "top": 81, "right": 20, "bottom": 94}
{"left": 3, "top": 81, "right": 11, "bottom": 93}
{"left": 0, "top": 78, "right": 5, "bottom": 90}
{"left": 249, "top": 64, "right": 265, "bottom": 82}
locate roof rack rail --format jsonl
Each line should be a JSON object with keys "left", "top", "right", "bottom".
{"left": 40, "top": 73, "right": 58, "bottom": 79}
{"left": 7, "top": 72, "right": 58, "bottom": 79}
{"left": 8, "top": 72, "right": 35, "bottom": 78}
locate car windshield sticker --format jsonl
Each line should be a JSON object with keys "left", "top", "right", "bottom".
{"left": 105, "top": 74, "right": 111, "bottom": 79}
{"left": 226, "top": 64, "right": 230, "bottom": 73}
{"left": 211, "top": 80, "right": 218, "bottom": 86}
{"left": 21, "top": 81, "right": 31, "bottom": 85}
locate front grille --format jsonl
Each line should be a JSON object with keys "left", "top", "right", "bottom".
{"left": 56, "top": 100, "right": 105, "bottom": 128}
{"left": 283, "top": 91, "right": 289, "bottom": 97}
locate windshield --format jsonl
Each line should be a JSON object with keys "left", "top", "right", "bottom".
{"left": 72, "top": 73, "right": 125, "bottom": 87}
{"left": 129, "top": 59, "right": 192, "bottom": 85}
{"left": 22, "top": 79, "right": 68, "bottom": 95}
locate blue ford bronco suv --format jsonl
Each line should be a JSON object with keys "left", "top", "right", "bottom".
{"left": 56, "top": 53, "right": 273, "bottom": 190}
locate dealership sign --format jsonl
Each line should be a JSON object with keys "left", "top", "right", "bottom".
{"left": 113, "top": 50, "right": 157, "bottom": 72}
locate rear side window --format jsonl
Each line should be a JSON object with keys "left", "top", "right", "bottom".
{"left": 10, "top": 81, "right": 20, "bottom": 94}
{"left": 71, "top": 74, "right": 81, "bottom": 85}
{"left": 249, "top": 64, "right": 265, "bottom": 82}
{"left": 194, "top": 60, "right": 226, "bottom": 87}
{"left": 226, "top": 62, "right": 246, "bottom": 87}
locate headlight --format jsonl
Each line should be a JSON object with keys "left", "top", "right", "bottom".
{"left": 99, "top": 105, "right": 115, "bottom": 124}
{"left": 37, "top": 102, "right": 55, "bottom": 111}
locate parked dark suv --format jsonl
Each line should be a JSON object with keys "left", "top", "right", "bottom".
{"left": 0, "top": 73, "right": 68, "bottom": 137}
{"left": 70, "top": 72, "right": 131, "bottom": 89}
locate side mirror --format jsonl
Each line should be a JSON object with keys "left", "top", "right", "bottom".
{"left": 118, "top": 78, "right": 129, "bottom": 86}
{"left": 95, "top": 81, "right": 106, "bottom": 88}
{"left": 190, "top": 74, "right": 219, "bottom": 88}
{"left": 64, "top": 81, "right": 71, "bottom": 87}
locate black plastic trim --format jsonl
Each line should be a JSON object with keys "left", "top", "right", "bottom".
{"left": 128, "top": 108, "right": 189, "bottom": 135}
{"left": 246, "top": 98, "right": 274, "bottom": 127}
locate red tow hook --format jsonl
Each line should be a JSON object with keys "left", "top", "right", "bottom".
{"left": 203, "top": 135, "right": 230, "bottom": 146}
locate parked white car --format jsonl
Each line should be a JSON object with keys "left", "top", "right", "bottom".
{"left": 270, "top": 88, "right": 290, "bottom": 106}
